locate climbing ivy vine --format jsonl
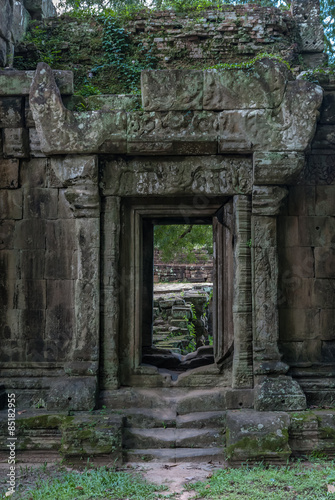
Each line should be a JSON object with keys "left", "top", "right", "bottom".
{"left": 90, "top": 13, "right": 157, "bottom": 93}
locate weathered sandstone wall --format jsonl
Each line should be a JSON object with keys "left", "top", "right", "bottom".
{"left": 0, "top": 0, "right": 56, "bottom": 67}
{"left": 278, "top": 73, "right": 335, "bottom": 404}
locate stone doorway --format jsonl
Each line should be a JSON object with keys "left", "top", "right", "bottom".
{"left": 116, "top": 196, "right": 253, "bottom": 389}
{"left": 142, "top": 218, "right": 214, "bottom": 377}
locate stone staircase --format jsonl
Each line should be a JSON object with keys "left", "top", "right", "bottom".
{"left": 122, "top": 408, "right": 226, "bottom": 462}
{"left": 101, "top": 388, "right": 229, "bottom": 463}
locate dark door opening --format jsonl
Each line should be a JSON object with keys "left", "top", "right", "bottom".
{"left": 140, "top": 202, "right": 234, "bottom": 378}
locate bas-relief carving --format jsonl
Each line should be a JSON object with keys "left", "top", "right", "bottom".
{"left": 203, "top": 59, "right": 292, "bottom": 111}
{"left": 232, "top": 196, "right": 253, "bottom": 389}
{"left": 141, "top": 70, "right": 204, "bottom": 111}
{"left": 127, "top": 110, "right": 219, "bottom": 155}
{"left": 102, "top": 156, "right": 253, "bottom": 196}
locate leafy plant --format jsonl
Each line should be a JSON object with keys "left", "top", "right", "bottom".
{"left": 154, "top": 224, "right": 213, "bottom": 264}
{"left": 183, "top": 304, "right": 197, "bottom": 353}
{"left": 75, "top": 82, "right": 102, "bottom": 97}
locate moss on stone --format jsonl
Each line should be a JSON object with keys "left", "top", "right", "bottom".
{"left": 226, "top": 431, "right": 290, "bottom": 460}
{"left": 17, "top": 414, "right": 73, "bottom": 430}
{"left": 319, "top": 426, "right": 335, "bottom": 440}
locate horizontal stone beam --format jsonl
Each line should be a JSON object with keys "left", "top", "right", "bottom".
{"left": 27, "top": 62, "right": 323, "bottom": 165}
{"left": 0, "top": 69, "right": 73, "bottom": 96}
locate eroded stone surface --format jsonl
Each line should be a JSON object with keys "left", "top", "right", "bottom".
{"left": 253, "top": 152, "right": 305, "bottom": 185}
{"left": 47, "top": 377, "right": 98, "bottom": 411}
{"left": 226, "top": 410, "right": 291, "bottom": 464}
{"left": 29, "top": 60, "right": 322, "bottom": 158}
{"left": 254, "top": 376, "right": 307, "bottom": 411}
{"left": 0, "top": 159, "right": 19, "bottom": 188}
{"left": 30, "top": 63, "right": 126, "bottom": 155}
{"left": 204, "top": 59, "right": 292, "bottom": 110}
{"left": 218, "top": 80, "right": 322, "bottom": 153}
{"left": 102, "top": 156, "right": 252, "bottom": 196}
{"left": 127, "top": 110, "right": 218, "bottom": 155}
{"left": 142, "top": 70, "right": 203, "bottom": 111}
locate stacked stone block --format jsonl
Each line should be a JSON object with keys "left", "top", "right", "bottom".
{"left": 127, "top": 5, "right": 298, "bottom": 66}
{"left": 278, "top": 73, "right": 335, "bottom": 404}
{"left": 0, "top": 70, "right": 101, "bottom": 409}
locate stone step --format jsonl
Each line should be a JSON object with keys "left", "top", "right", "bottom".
{"left": 176, "top": 411, "right": 226, "bottom": 429}
{"left": 100, "top": 387, "right": 253, "bottom": 412}
{"left": 123, "top": 428, "right": 223, "bottom": 449}
{"left": 122, "top": 408, "right": 177, "bottom": 428}
{"left": 124, "top": 447, "right": 225, "bottom": 463}
{"left": 121, "top": 408, "right": 226, "bottom": 429}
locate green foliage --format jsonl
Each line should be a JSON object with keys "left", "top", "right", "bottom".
{"left": 14, "top": 23, "right": 62, "bottom": 69}
{"left": 57, "top": 0, "right": 146, "bottom": 14}
{"left": 183, "top": 304, "right": 197, "bottom": 353}
{"left": 88, "top": 12, "right": 157, "bottom": 94}
{"left": 154, "top": 225, "right": 212, "bottom": 264}
{"left": 74, "top": 83, "right": 102, "bottom": 97}
{"left": 55, "top": 0, "right": 335, "bottom": 64}
{"left": 185, "top": 460, "right": 335, "bottom": 499}
{"left": 10, "top": 466, "right": 169, "bottom": 499}
{"left": 321, "top": 0, "right": 335, "bottom": 63}
{"left": 208, "top": 51, "right": 292, "bottom": 71}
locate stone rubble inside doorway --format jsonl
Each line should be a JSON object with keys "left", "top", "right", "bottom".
{"left": 142, "top": 283, "right": 215, "bottom": 376}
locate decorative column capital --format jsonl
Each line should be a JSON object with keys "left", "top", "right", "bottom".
{"left": 252, "top": 185, "right": 288, "bottom": 216}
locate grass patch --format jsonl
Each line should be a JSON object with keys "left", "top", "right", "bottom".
{"left": 0, "top": 465, "right": 171, "bottom": 500}
{"left": 185, "top": 460, "right": 335, "bottom": 499}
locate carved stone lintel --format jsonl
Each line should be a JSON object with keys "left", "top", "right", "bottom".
{"left": 102, "top": 156, "right": 252, "bottom": 197}
{"left": 29, "top": 60, "right": 322, "bottom": 157}
{"left": 127, "top": 110, "right": 219, "bottom": 155}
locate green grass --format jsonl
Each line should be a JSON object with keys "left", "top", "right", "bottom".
{"left": 185, "top": 460, "right": 335, "bottom": 499}
{"left": 1, "top": 466, "right": 171, "bottom": 500}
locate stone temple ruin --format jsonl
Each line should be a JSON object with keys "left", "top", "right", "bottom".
{"left": 0, "top": 0, "right": 335, "bottom": 464}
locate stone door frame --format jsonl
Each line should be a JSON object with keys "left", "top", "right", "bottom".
{"left": 99, "top": 192, "right": 254, "bottom": 390}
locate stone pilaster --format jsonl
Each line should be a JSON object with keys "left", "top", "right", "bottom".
{"left": 232, "top": 195, "right": 253, "bottom": 388}
{"left": 252, "top": 185, "right": 306, "bottom": 410}
{"left": 100, "top": 196, "right": 121, "bottom": 390}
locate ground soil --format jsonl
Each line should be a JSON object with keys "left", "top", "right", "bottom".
{"left": 124, "top": 461, "right": 225, "bottom": 498}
